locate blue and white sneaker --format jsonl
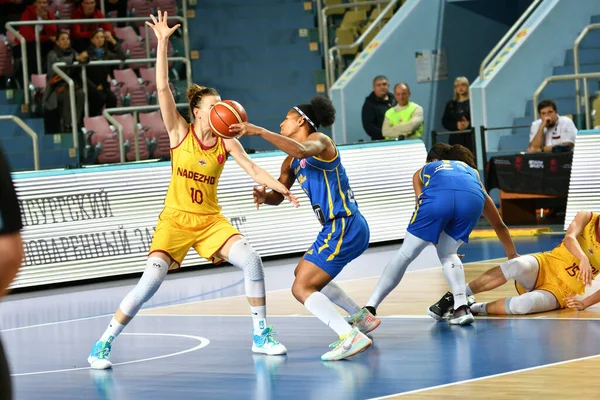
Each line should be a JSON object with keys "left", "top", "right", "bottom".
{"left": 252, "top": 325, "right": 287, "bottom": 355}
{"left": 88, "top": 339, "right": 113, "bottom": 370}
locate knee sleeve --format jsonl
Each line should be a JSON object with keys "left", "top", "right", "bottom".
{"left": 505, "top": 291, "right": 558, "bottom": 315}
{"left": 399, "top": 232, "right": 430, "bottom": 260}
{"left": 119, "top": 257, "right": 168, "bottom": 317}
{"left": 500, "top": 255, "right": 539, "bottom": 290}
{"left": 228, "top": 238, "right": 265, "bottom": 298}
{"left": 436, "top": 232, "right": 463, "bottom": 259}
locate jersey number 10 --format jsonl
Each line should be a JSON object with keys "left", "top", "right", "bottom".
{"left": 190, "top": 188, "right": 204, "bottom": 205}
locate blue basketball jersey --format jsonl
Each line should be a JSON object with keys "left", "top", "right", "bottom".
{"left": 420, "top": 160, "right": 484, "bottom": 199}
{"left": 290, "top": 148, "right": 358, "bottom": 225}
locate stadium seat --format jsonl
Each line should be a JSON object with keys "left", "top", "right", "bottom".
{"left": 113, "top": 68, "right": 149, "bottom": 106}
{"left": 113, "top": 113, "right": 150, "bottom": 161}
{"left": 139, "top": 111, "right": 170, "bottom": 159}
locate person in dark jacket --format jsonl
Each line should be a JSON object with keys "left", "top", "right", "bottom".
{"left": 361, "top": 75, "right": 396, "bottom": 141}
{"left": 442, "top": 76, "right": 472, "bottom": 149}
{"left": 86, "top": 28, "right": 126, "bottom": 116}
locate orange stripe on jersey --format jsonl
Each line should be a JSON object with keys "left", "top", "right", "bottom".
{"left": 163, "top": 124, "right": 227, "bottom": 215}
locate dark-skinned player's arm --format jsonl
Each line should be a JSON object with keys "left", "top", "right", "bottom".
{"left": 412, "top": 168, "right": 424, "bottom": 205}
{"left": 229, "top": 122, "right": 331, "bottom": 159}
{"left": 254, "top": 155, "right": 297, "bottom": 209}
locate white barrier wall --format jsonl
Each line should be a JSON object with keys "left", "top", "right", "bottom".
{"left": 565, "top": 130, "right": 600, "bottom": 229}
{"left": 11, "top": 140, "right": 427, "bottom": 289}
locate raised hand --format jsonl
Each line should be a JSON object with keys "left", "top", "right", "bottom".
{"left": 145, "top": 10, "right": 181, "bottom": 41}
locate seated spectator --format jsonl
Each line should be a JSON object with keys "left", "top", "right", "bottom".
{"left": 86, "top": 28, "right": 126, "bottom": 116}
{"left": 362, "top": 75, "right": 396, "bottom": 141}
{"left": 382, "top": 83, "right": 424, "bottom": 140}
{"left": 103, "top": 0, "right": 128, "bottom": 27}
{"left": 71, "top": 0, "right": 115, "bottom": 52}
{"left": 442, "top": 76, "right": 473, "bottom": 149}
{"left": 43, "top": 31, "right": 87, "bottom": 133}
{"left": 528, "top": 99, "right": 577, "bottom": 153}
{"left": 17, "top": 0, "right": 57, "bottom": 75}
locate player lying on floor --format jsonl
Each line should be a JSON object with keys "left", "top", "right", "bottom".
{"left": 430, "top": 210, "right": 600, "bottom": 316}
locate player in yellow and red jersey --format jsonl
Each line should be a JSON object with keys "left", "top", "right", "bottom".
{"left": 88, "top": 11, "right": 298, "bottom": 369}
{"left": 431, "top": 210, "right": 600, "bottom": 316}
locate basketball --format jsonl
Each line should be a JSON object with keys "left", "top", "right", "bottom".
{"left": 208, "top": 100, "right": 248, "bottom": 138}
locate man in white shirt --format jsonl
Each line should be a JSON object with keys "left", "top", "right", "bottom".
{"left": 528, "top": 99, "right": 577, "bottom": 152}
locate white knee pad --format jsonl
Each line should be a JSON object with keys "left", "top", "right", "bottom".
{"left": 436, "top": 232, "right": 463, "bottom": 259}
{"left": 119, "top": 257, "right": 169, "bottom": 317}
{"left": 505, "top": 290, "right": 558, "bottom": 315}
{"left": 399, "top": 232, "right": 430, "bottom": 259}
{"left": 228, "top": 238, "right": 265, "bottom": 298}
{"left": 500, "top": 255, "right": 539, "bottom": 291}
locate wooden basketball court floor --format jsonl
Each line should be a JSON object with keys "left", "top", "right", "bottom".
{"left": 3, "top": 235, "right": 600, "bottom": 399}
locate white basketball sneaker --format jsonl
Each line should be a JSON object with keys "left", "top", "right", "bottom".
{"left": 252, "top": 325, "right": 287, "bottom": 355}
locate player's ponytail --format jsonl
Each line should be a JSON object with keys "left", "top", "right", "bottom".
{"left": 187, "top": 84, "right": 219, "bottom": 113}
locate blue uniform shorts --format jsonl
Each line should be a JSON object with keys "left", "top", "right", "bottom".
{"left": 304, "top": 212, "right": 370, "bottom": 278}
{"left": 407, "top": 190, "right": 484, "bottom": 244}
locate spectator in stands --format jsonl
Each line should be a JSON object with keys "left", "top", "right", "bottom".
{"left": 103, "top": 0, "right": 128, "bottom": 27}
{"left": 17, "top": 0, "right": 58, "bottom": 75}
{"left": 361, "top": 75, "right": 396, "bottom": 141}
{"left": 71, "top": 0, "right": 115, "bottom": 52}
{"left": 43, "top": 31, "right": 87, "bottom": 133}
{"left": 382, "top": 82, "right": 424, "bottom": 140}
{"left": 442, "top": 76, "right": 472, "bottom": 147}
{"left": 528, "top": 99, "right": 577, "bottom": 153}
{"left": 86, "top": 28, "right": 126, "bottom": 116}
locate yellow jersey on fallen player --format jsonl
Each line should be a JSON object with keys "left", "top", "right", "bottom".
{"left": 163, "top": 125, "right": 227, "bottom": 215}
{"left": 536, "top": 212, "right": 600, "bottom": 295}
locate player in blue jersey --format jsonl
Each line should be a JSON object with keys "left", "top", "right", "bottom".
{"left": 364, "top": 144, "right": 518, "bottom": 325}
{"left": 229, "top": 96, "right": 378, "bottom": 361}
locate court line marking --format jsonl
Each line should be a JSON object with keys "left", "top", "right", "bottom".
{"left": 11, "top": 333, "right": 210, "bottom": 377}
{"left": 134, "top": 314, "right": 600, "bottom": 321}
{"left": 368, "top": 353, "right": 600, "bottom": 399}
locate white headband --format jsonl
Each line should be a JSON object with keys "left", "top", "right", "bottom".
{"left": 293, "top": 106, "right": 317, "bottom": 130}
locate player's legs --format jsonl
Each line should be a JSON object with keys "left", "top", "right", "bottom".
{"left": 292, "top": 259, "right": 372, "bottom": 361}
{"left": 435, "top": 232, "right": 473, "bottom": 326}
{"left": 470, "top": 255, "right": 539, "bottom": 295}
{"left": 89, "top": 251, "right": 171, "bottom": 369}
{"left": 214, "top": 235, "right": 286, "bottom": 355}
{"left": 365, "top": 232, "right": 430, "bottom": 314}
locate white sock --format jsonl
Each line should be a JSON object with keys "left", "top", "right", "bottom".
{"left": 466, "top": 283, "right": 474, "bottom": 296}
{"left": 304, "top": 291, "right": 352, "bottom": 337}
{"left": 250, "top": 305, "right": 267, "bottom": 334}
{"left": 441, "top": 254, "right": 467, "bottom": 308}
{"left": 471, "top": 302, "right": 488, "bottom": 315}
{"left": 99, "top": 317, "right": 125, "bottom": 343}
{"left": 320, "top": 281, "right": 361, "bottom": 315}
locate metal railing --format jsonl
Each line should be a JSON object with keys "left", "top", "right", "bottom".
{"left": 103, "top": 103, "right": 187, "bottom": 163}
{"left": 53, "top": 57, "right": 190, "bottom": 161}
{"left": 321, "top": 0, "right": 393, "bottom": 91}
{"left": 431, "top": 127, "right": 477, "bottom": 157}
{"left": 479, "top": 0, "right": 543, "bottom": 79}
{"left": 5, "top": 14, "right": 188, "bottom": 105}
{"left": 0, "top": 116, "right": 40, "bottom": 171}
{"left": 573, "top": 23, "right": 600, "bottom": 120}
{"left": 533, "top": 72, "right": 600, "bottom": 128}
{"left": 479, "top": 124, "right": 530, "bottom": 170}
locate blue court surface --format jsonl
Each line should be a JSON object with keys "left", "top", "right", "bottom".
{"left": 4, "top": 235, "right": 597, "bottom": 400}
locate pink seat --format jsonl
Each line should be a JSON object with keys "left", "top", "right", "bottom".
{"left": 113, "top": 113, "right": 149, "bottom": 161}
{"left": 114, "top": 26, "right": 149, "bottom": 69}
{"left": 128, "top": 0, "right": 156, "bottom": 27}
{"left": 139, "top": 111, "right": 170, "bottom": 159}
{"left": 113, "top": 68, "right": 148, "bottom": 106}
{"left": 30, "top": 74, "right": 47, "bottom": 89}
{"left": 84, "top": 116, "right": 122, "bottom": 164}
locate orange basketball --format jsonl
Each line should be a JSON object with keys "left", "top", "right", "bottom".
{"left": 208, "top": 100, "right": 248, "bottom": 138}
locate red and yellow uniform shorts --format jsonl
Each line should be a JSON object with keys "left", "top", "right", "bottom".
{"left": 515, "top": 253, "right": 578, "bottom": 309}
{"left": 149, "top": 207, "right": 241, "bottom": 270}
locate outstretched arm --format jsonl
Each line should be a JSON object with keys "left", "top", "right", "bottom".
{"left": 145, "top": 11, "right": 186, "bottom": 146}
{"left": 225, "top": 139, "right": 299, "bottom": 207}
{"left": 229, "top": 122, "right": 331, "bottom": 159}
